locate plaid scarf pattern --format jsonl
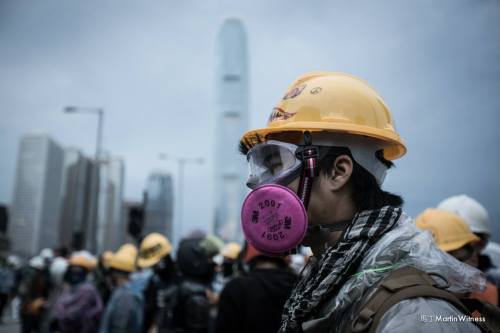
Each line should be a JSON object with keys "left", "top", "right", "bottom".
{"left": 279, "top": 206, "right": 402, "bottom": 332}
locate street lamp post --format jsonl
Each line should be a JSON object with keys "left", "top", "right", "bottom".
{"left": 158, "top": 153, "right": 204, "bottom": 245}
{"left": 63, "top": 106, "right": 105, "bottom": 253}
{"left": 64, "top": 106, "right": 104, "bottom": 160}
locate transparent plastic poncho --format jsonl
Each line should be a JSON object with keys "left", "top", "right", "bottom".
{"left": 303, "top": 213, "right": 486, "bottom": 332}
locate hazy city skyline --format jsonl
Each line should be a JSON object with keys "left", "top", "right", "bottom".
{"left": 1, "top": 1, "right": 499, "bottom": 240}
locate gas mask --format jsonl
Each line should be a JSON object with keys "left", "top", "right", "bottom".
{"left": 241, "top": 132, "right": 389, "bottom": 256}
{"left": 241, "top": 133, "right": 349, "bottom": 256}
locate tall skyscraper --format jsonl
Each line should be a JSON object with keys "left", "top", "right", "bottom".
{"left": 95, "top": 156, "right": 125, "bottom": 253}
{"left": 59, "top": 148, "right": 92, "bottom": 250}
{"left": 143, "top": 172, "right": 174, "bottom": 240}
{"left": 0, "top": 205, "right": 9, "bottom": 258}
{"left": 214, "top": 19, "right": 249, "bottom": 241}
{"left": 9, "top": 134, "right": 64, "bottom": 257}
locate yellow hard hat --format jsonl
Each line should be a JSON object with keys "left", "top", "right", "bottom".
{"left": 241, "top": 72, "right": 406, "bottom": 160}
{"left": 69, "top": 255, "right": 97, "bottom": 271}
{"left": 415, "top": 208, "right": 481, "bottom": 252}
{"left": 101, "top": 251, "right": 113, "bottom": 268}
{"left": 220, "top": 242, "right": 242, "bottom": 260}
{"left": 108, "top": 244, "right": 138, "bottom": 273}
{"left": 137, "top": 233, "right": 172, "bottom": 268}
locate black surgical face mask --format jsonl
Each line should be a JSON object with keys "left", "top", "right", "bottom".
{"left": 154, "top": 255, "right": 175, "bottom": 281}
{"left": 64, "top": 266, "right": 88, "bottom": 285}
{"left": 222, "top": 261, "right": 235, "bottom": 278}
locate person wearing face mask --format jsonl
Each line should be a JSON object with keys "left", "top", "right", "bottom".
{"left": 99, "top": 244, "right": 143, "bottom": 333}
{"left": 137, "top": 233, "right": 178, "bottom": 333}
{"left": 212, "top": 242, "right": 242, "bottom": 296}
{"left": 53, "top": 254, "right": 103, "bottom": 333}
{"left": 219, "top": 242, "right": 241, "bottom": 279}
{"left": 239, "top": 72, "right": 490, "bottom": 332}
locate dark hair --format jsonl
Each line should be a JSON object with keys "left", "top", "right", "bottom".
{"left": 318, "top": 147, "right": 403, "bottom": 211}
{"left": 248, "top": 255, "right": 288, "bottom": 270}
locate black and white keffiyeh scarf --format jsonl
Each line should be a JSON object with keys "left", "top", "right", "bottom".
{"left": 279, "top": 206, "right": 402, "bottom": 333}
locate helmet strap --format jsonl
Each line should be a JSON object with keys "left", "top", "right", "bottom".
{"left": 296, "top": 132, "right": 319, "bottom": 209}
{"left": 297, "top": 132, "right": 353, "bottom": 237}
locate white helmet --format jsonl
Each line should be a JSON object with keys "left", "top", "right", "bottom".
{"left": 29, "top": 256, "right": 46, "bottom": 270}
{"left": 437, "top": 194, "right": 490, "bottom": 235}
{"left": 50, "top": 257, "right": 69, "bottom": 285}
{"left": 40, "top": 248, "right": 54, "bottom": 260}
{"left": 7, "top": 255, "right": 22, "bottom": 269}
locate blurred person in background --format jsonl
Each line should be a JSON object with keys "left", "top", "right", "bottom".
{"left": 214, "top": 242, "right": 297, "bottom": 333}
{"left": 94, "top": 251, "right": 113, "bottom": 305}
{"left": 41, "top": 255, "right": 68, "bottom": 332}
{"left": 175, "top": 234, "right": 222, "bottom": 333}
{"left": 52, "top": 253, "right": 103, "bottom": 333}
{"left": 99, "top": 244, "right": 143, "bottom": 333}
{"left": 0, "top": 255, "right": 16, "bottom": 324}
{"left": 218, "top": 242, "right": 241, "bottom": 279}
{"left": 438, "top": 194, "right": 500, "bottom": 285}
{"left": 136, "top": 233, "right": 178, "bottom": 333}
{"left": 212, "top": 242, "right": 241, "bottom": 295}
{"left": 416, "top": 208, "right": 499, "bottom": 306}
{"left": 39, "top": 249, "right": 55, "bottom": 271}
{"left": 19, "top": 255, "right": 51, "bottom": 333}
{"left": 4, "top": 255, "right": 23, "bottom": 322}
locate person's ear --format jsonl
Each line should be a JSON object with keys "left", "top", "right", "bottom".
{"left": 327, "top": 155, "right": 353, "bottom": 191}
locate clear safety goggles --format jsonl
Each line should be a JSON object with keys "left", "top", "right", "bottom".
{"left": 246, "top": 140, "right": 303, "bottom": 189}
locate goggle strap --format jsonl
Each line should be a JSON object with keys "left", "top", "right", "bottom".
{"left": 298, "top": 171, "right": 313, "bottom": 209}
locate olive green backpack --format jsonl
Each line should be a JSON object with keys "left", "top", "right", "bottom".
{"left": 348, "top": 266, "right": 500, "bottom": 333}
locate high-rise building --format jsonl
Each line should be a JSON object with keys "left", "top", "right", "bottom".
{"left": 58, "top": 148, "right": 92, "bottom": 250}
{"left": 143, "top": 172, "right": 174, "bottom": 240}
{"left": 95, "top": 156, "right": 125, "bottom": 253}
{"left": 0, "top": 204, "right": 9, "bottom": 257}
{"left": 213, "top": 19, "right": 249, "bottom": 241}
{"left": 9, "top": 134, "right": 64, "bottom": 257}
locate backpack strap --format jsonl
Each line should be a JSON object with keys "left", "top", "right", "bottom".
{"left": 350, "top": 266, "right": 486, "bottom": 333}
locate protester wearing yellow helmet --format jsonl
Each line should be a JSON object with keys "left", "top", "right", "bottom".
{"left": 416, "top": 208, "right": 498, "bottom": 306}
{"left": 137, "top": 233, "right": 178, "bottom": 333}
{"left": 68, "top": 253, "right": 97, "bottom": 271}
{"left": 416, "top": 208, "right": 480, "bottom": 260}
{"left": 137, "top": 233, "right": 173, "bottom": 268}
{"left": 239, "top": 72, "right": 485, "bottom": 332}
{"left": 100, "top": 244, "right": 143, "bottom": 333}
{"left": 220, "top": 242, "right": 242, "bottom": 261}
{"left": 53, "top": 253, "right": 102, "bottom": 332}
{"left": 213, "top": 242, "right": 242, "bottom": 296}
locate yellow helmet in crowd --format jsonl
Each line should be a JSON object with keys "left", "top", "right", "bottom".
{"left": 415, "top": 208, "right": 480, "bottom": 252}
{"left": 137, "top": 233, "right": 173, "bottom": 268}
{"left": 240, "top": 72, "right": 406, "bottom": 161}
{"left": 220, "top": 242, "right": 242, "bottom": 261}
{"left": 69, "top": 254, "right": 97, "bottom": 271}
{"left": 107, "top": 243, "right": 138, "bottom": 273}
{"left": 101, "top": 251, "right": 113, "bottom": 268}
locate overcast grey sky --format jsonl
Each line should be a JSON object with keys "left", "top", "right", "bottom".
{"left": 1, "top": 0, "right": 499, "bottom": 241}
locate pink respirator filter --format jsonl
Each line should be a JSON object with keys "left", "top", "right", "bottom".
{"left": 241, "top": 184, "right": 308, "bottom": 256}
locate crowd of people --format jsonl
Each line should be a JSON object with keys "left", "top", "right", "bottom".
{"left": 1, "top": 71, "right": 500, "bottom": 332}
{"left": 0, "top": 231, "right": 301, "bottom": 333}
{"left": 0, "top": 192, "right": 499, "bottom": 333}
